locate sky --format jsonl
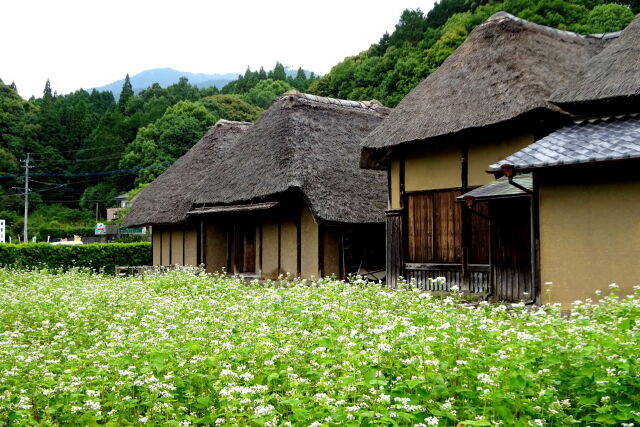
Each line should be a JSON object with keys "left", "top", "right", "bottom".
{"left": 2, "top": 0, "right": 435, "bottom": 99}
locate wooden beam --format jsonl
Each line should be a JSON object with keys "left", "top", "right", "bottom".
{"left": 460, "top": 144, "right": 470, "bottom": 291}
{"left": 259, "top": 222, "right": 263, "bottom": 275}
{"left": 296, "top": 210, "right": 302, "bottom": 278}
{"left": 169, "top": 228, "right": 173, "bottom": 266}
{"left": 182, "top": 228, "right": 186, "bottom": 266}
{"left": 226, "top": 222, "right": 232, "bottom": 273}
{"left": 277, "top": 217, "right": 281, "bottom": 275}
{"left": 318, "top": 223, "right": 324, "bottom": 278}
{"left": 387, "top": 168, "right": 392, "bottom": 209}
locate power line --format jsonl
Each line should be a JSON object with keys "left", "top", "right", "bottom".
{"left": 0, "top": 162, "right": 172, "bottom": 179}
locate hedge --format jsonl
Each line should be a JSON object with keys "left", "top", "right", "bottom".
{"left": 0, "top": 243, "right": 152, "bottom": 274}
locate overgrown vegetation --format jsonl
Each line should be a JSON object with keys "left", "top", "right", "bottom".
{"left": 0, "top": 270, "right": 637, "bottom": 425}
{"left": 309, "top": 0, "right": 636, "bottom": 106}
{"left": 0, "top": 243, "right": 151, "bottom": 273}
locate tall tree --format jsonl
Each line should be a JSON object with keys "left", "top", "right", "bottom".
{"left": 270, "top": 62, "right": 287, "bottom": 81}
{"left": 43, "top": 79, "right": 53, "bottom": 105}
{"left": 118, "top": 74, "right": 134, "bottom": 112}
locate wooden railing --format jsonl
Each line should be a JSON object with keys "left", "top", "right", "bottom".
{"left": 404, "top": 263, "right": 490, "bottom": 293}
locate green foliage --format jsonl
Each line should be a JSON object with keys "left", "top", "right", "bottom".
{"left": 0, "top": 271, "right": 637, "bottom": 424}
{"left": 79, "top": 182, "right": 120, "bottom": 210}
{"left": 0, "top": 242, "right": 151, "bottom": 273}
{"left": 201, "top": 94, "right": 263, "bottom": 122}
{"left": 26, "top": 204, "right": 95, "bottom": 241}
{"left": 244, "top": 79, "right": 293, "bottom": 109}
{"left": 120, "top": 101, "right": 217, "bottom": 185}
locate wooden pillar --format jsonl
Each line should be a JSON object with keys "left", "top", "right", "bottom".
{"left": 460, "top": 144, "right": 471, "bottom": 292}
{"left": 277, "top": 217, "right": 282, "bottom": 275}
{"left": 318, "top": 223, "right": 325, "bottom": 278}
{"left": 296, "top": 209, "right": 302, "bottom": 277}
{"left": 385, "top": 209, "right": 404, "bottom": 288}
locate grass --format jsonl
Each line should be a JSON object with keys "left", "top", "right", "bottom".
{"left": 0, "top": 269, "right": 638, "bottom": 426}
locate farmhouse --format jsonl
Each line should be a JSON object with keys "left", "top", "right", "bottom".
{"left": 125, "top": 92, "right": 390, "bottom": 279}
{"left": 360, "top": 12, "right": 618, "bottom": 300}
{"left": 482, "top": 14, "right": 640, "bottom": 305}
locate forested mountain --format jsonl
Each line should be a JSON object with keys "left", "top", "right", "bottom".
{"left": 94, "top": 68, "right": 240, "bottom": 97}
{"left": 94, "top": 66, "right": 315, "bottom": 98}
{"left": 308, "top": 0, "right": 637, "bottom": 106}
{"left": 0, "top": 62, "right": 317, "bottom": 240}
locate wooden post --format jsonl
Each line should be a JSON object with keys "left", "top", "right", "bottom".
{"left": 318, "top": 223, "right": 324, "bottom": 278}
{"left": 385, "top": 209, "right": 404, "bottom": 288}
{"left": 296, "top": 210, "right": 302, "bottom": 278}
{"left": 277, "top": 217, "right": 282, "bottom": 275}
{"left": 460, "top": 144, "right": 471, "bottom": 292}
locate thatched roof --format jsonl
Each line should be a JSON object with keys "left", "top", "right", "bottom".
{"left": 190, "top": 92, "right": 390, "bottom": 224}
{"left": 124, "top": 120, "right": 252, "bottom": 227}
{"left": 362, "top": 12, "right": 609, "bottom": 168}
{"left": 126, "top": 92, "right": 390, "bottom": 227}
{"left": 551, "top": 15, "right": 640, "bottom": 115}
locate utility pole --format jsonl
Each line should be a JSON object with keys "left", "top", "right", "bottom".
{"left": 22, "top": 153, "right": 30, "bottom": 243}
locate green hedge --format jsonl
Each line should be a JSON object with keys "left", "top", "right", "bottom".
{"left": 0, "top": 243, "right": 152, "bottom": 274}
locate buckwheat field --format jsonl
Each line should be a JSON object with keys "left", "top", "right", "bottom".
{"left": 0, "top": 269, "right": 638, "bottom": 426}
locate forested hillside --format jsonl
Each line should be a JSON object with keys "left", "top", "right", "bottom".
{"left": 308, "top": 0, "right": 637, "bottom": 106}
{"left": 0, "top": 63, "right": 317, "bottom": 240}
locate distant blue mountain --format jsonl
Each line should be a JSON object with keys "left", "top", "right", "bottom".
{"left": 93, "top": 66, "right": 317, "bottom": 98}
{"left": 93, "top": 68, "right": 240, "bottom": 97}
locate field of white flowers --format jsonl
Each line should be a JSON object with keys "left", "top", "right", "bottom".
{"left": 0, "top": 269, "right": 638, "bottom": 426}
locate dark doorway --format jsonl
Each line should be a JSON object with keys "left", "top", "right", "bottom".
{"left": 490, "top": 198, "right": 533, "bottom": 301}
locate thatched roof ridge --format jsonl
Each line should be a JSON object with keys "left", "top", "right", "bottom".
{"left": 362, "top": 12, "right": 609, "bottom": 168}
{"left": 190, "top": 91, "right": 391, "bottom": 223}
{"left": 124, "top": 120, "right": 252, "bottom": 227}
{"left": 551, "top": 14, "right": 640, "bottom": 114}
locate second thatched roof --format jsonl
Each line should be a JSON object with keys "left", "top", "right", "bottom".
{"left": 551, "top": 14, "right": 640, "bottom": 115}
{"left": 362, "top": 12, "right": 610, "bottom": 168}
{"left": 124, "top": 120, "right": 252, "bottom": 227}
{"left": 126, "top": 92, "right": 390, "bottom": 227}
{"left": 190, "top": 92, "right": 391, "bottom": 224}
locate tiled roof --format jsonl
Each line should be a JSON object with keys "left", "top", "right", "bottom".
{"left": 457, "top": 174, "right": 532, "bottom": 201}
{"left": 489, "top": 116, "right": 640, "bottom": 171}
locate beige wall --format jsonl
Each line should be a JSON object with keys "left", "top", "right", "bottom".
{"left": 171, "top": 229, "right": 184, "bottom": 265}
{"left": 184, "top": 227, "right": 198, "bottom": 266}
{"left": 539, "top": 180, "right": 640, "bottom": 306}
{"left": 404, "top": 142, "right": 460, "bottom": 192}
{"left": 205, "top": 223, "right": 227, "bottom": 273}
{"left": 280, "top": 217, "right": 297, "bottom": 277}
{"left": 468, "top": 134, "right": 533, "bottom": 186}
{"left": 390, "top": 159, "right": 400, "bottom": 209}
{"left": 388, "top": 134, "right": 534, "bottom": 204}
{"left": 151, "top": 225, "right": 200, "bottom": 266}
{"left": 161, "top": 229, "right": 171, "bottom": 265}
{"left": 323, "top": 228, "right": 341, "bottom": 278}
{"left": 301, "top": 206, "right": 319, "bottom": 278}
{"left": 262, "top": 219, "right": 279, "bottom": 279}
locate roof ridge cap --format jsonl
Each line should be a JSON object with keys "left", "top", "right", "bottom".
{"left": 281, "top": 90, "right": 385, "bottom": 110}
{"left": 484, "top": 11, "right": 619, "bottom": 40}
